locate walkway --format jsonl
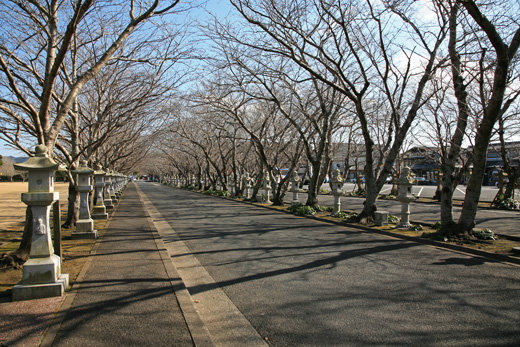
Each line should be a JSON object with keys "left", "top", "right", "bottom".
{"left": 49, "top": 183, "right": 200, "bottom": 346}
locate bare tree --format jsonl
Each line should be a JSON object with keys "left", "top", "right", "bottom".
{"left": 229, "top": 0, "right": 449, "bottom": 220}
{"left": 0, "top": 0, "right": 185, "bottom": 264}
{"left": 437, "top": 0, "right": 520, "bottom": 236}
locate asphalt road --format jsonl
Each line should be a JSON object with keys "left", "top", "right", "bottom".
{"left": 138, "top": 182, "right": 520, "bottom": 346}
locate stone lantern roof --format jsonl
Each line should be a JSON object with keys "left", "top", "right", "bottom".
{"left": 94, "top": 164, "right": 105, "bottom": 176}
{"left": 72, "top": 160, "right": 94, "bottom": 175}
{"left": 14, "top": 144, "right": 59, "bottom": 171}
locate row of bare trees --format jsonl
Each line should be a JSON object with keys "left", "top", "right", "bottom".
{"left": 152, "top": 0, "right": 520, "bottom": 239}
{"left": 0, "top": 0, "right": 191, "bottom": 262}
{"left": 1, "top": 0, "right": 519, "bottom": 245}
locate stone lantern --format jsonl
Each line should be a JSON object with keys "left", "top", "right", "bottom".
{"left": 229, "top": 175, "right": 235, "bottom": 196}
{"left": 262, "top": 170, "right": 272, "bottom": 203}
{"left": 108, "top": 171, "right": 118, "bottom": 203}
{"left": 395, "top": 167, "right": 415, "bottom": 229}
{"left": 72, "top": 160, "right": 97, "bottom": 239}
{"left": 104, "top": 171, "right": 114, "bottom": 209}
{"left": 92, "top": 165, "right": 108, "bottom": 220}
{"left": 290, "top": 171, "right": 301, "bottom": 206}
{"left": 12, "top": 145, "right": 69, "bottom": 301}
{"left": 243, "top": 172, "right": 252, "bottom": 199}
{"left": 330, "top": 169, "right": 344, "bottom": 215}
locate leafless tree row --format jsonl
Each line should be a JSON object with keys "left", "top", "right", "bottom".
{"left": 1, "top": 0, "right": 519, "bottom": 243}
{"left": 157, "top": 0, "right": 520, "bottom": 238}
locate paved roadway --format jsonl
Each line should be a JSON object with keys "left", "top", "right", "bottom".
{"left": 138, "top": 182, "right": 520, "bottom": 346}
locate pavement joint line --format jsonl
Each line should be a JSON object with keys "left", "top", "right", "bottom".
{"left": 135, "top": 185, "right": 215, "bottom": 347}
{"left": 40, "top": 187, "right": 125, "bottom": 347}
{"left": 135, "top": 183, "right": 269, "bottom": 347}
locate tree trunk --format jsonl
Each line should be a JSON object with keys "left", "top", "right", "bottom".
{"left": 2, "top": 206, "right": 32, "bottom": 267}
{"left": 503, "top": 168, "right": 519, "bottom": 201}
{"left": 62, "top": 181, "right": 80, "bottom": 228}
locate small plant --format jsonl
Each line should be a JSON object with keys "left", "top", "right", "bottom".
{"left": 296, "top": 205, "right": 316, "bottom": 216}
{"left": 312, "top": 205, "right": 327, "bottom": 212}
{"left": 216, "top": 190, "right": 230, "bottom": 197}
{"left": 332, "top": 210, "right": 349, "bottom": 219}
{"left": 387, "top": 215, "right": 399, "bottom": 224}
{"left": 496, "top": 198, "right": 520, "bottom": 210}
{"left": 204, "top": 189, "right": 215, "bottom": 195}
{"left": 324, "top": 206, "right": 334, "bottom": 212}
{"left": 344, "top": 212, "right": 359, "bottom": 222}
{"left": 472, "top": 228, "right": 498, "bottom": 240}
{"left": 432, "top": 221, "right": 442, "bottom": 230}
{"left": 320, "top": 188, "right": 330, "bottom": 194}
{"left": 409, "top": 224, "right": 423, "bottom": 231}
{"left": 287, "top": 204, "right": 301, "bottom": 213}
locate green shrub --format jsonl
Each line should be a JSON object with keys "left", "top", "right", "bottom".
{"left": 473, "top": 228, "right": 498, "bottom": 240}
{"left": 388, "top": 215, "right": 400, "bottom": 224}
{"left": 496, "top": 198, "right": 520, "bottom": 210}
{"left": 332, "top": 211, "right": 349, "bottom": 219}
{"left": 432, "top": 221, "right": 442, "bottom": 230}
{"left": 297, "top": 205, "right": 316, "bottom": 216}
{"left": 287, "top": 204, "right": 301, "bottom": 213}
{"left": 409, "top": 224, "right": 423, "bottom": 231}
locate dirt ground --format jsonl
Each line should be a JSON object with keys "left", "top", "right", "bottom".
{"left": 0, "top": 182, "right": 70, "bottom": 242}
{"left": 0, "top": 182, "right": 106, "bottom": 301}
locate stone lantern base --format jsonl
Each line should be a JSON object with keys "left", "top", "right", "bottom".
{"left": 92, "top": 206, "right": 108, "bottom": 220}
{"left": 72, "top": 218, "right": 97, "bottom": 239}
{"left": 12, "top": 255, "right": 70, "bottom": 301}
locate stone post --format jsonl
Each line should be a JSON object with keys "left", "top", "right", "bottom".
{"left": 92, "top": 165, "right": 108, "bottom": 219}
{"left": 243, "top": 173, "right": 252, "bottom": 199}
{"left": 12, "top": 145, "right": 69, "bottom": 301}
{"left": 330, "top": 169, "right": 344, "bottom": 215}
{"left": 71, "top": 160, "right": 97, "bottom": 239}
{"left": 263, "top": 170, "right": 272, "bottom": 203}
{"left": 108, "top": 171, "right": 118, "bottom": 203}
{"left": 104, "top": 171, "right": 114, "bottom": 210}
{"left": 272, "top": 172, "right": 280, "bottom": 199}
{"left": 396, "top": 167, "right": 415, "bottom": 229}
{"left": 230, "top": 176, "right": 235, "bottom": 196}
{"left": 289, "top": 171, "right": 301, "bottom": 206}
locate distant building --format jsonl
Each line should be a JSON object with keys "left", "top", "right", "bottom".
{"left": 400, "top": 146, "right": 440, "bottom": 181}
{"left": 483, "top": 141, "right": 520, "bottom": 186}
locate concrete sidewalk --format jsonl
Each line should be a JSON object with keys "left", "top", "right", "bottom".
{"left": 40, "top": 183, "right": 210, "bottom": 346}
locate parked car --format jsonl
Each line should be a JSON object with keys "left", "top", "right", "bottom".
{"left": 414, "top": 177, "right": 437, "bottom": 186}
